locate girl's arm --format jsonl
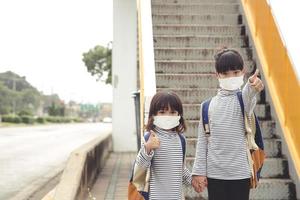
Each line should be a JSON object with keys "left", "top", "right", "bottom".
{"left": 192, "top": 104, "right": 208, "bottom": 176}
{"left": 135, "top": 131, "right": 160, "bottom": 168}
{"left": 182, "top": 166, "right": 192, "bottom": 185}
{"left": 135, "top": 142, "right": 154, "bottom": 168}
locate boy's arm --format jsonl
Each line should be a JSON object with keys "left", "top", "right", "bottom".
{"left": 242, "top": 70, "right": 264, "bottom": 116}
{"left": 242, "top": 80, "right": 258, "bottom": 116}
{"left": 192, "top": 104, "right": 208, "bottom": 176}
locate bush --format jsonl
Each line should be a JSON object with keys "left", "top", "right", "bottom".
{"left": 36, "top": 117, "right": 46, "bottom": 123}
{"left": 1, "top": 115, "right": 22, "bottom": 123}
{"left": 18, "top": 110, "right": 33, "bottom": 116}
{"left": 21, "top": 115, "right": 35, "bottom": 124}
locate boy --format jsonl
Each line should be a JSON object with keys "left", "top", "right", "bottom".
{"left": 191, "top": 49, "right": 264, "bottom": 200}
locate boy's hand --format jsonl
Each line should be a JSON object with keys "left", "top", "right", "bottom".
{"left": 249, "top": 69, "right": 264, "bottom": 92}
{"left": 145, "top": 131, "right": 160, "bottom": 154}
{"left": 192, "top": 175, "right": 207, "bottom": 193}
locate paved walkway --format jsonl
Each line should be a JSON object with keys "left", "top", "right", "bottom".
{"left": 90, "top": 153, "right": 136, "bottom": 200}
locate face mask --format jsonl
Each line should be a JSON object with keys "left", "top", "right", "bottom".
{"left": 153, "top": 115, "right": 181, "bottom": 130}
{"left": 218, "top": 75, "right": 244, "bottom": 91}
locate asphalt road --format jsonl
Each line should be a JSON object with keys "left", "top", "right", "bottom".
{"left": 0, "top": 122, "right": 112, "bottom": 200}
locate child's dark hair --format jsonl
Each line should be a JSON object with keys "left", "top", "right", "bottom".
{"left": 214, "top": 48, "right": 244, "bottom": 74}
{"left": 145, "top": 92, "right": 186, "bottom": 133}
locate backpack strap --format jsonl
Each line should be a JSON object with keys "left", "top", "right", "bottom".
{"left": 236, "top": 91, "right": 245, "bottom": 118}
{"left": 202, "top": 98, "right": 212, "bottom": 136}
{"left": 178, "top": 134, "right": 186, "bottom": 162}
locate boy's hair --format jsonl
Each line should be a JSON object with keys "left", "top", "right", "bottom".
{"left": 145, "top": 92, "right": 186, "bottom": 133}
{"left": 214, "top": 48, "right": 244, "bottom": 74}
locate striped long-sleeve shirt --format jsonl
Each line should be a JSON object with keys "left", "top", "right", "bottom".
{"left": 135, "top": 127, "right": 192, "bottom": 200}
{"left": 192, "top": 81, "right": 258, "bottom": 180}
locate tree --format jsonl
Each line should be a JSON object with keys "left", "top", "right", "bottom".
{"left": 82, "top": 43, "right": 112, "bottom": 84}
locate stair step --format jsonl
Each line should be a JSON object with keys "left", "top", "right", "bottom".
{"left": 153, "top": 35, "right": 247, "bottom": 48}
{"left": 152, "top": 4, "right": 240, "bottom": 15}
{"left": 155, "top": 60, "right": 254, "bottom": 74}
{"left": 182, "top": 104, "right": 271, "bottom": 120}
{"left": 152, "top": 14, "right": 242, "bottom": 25}
{"left": 184, "top": 120, "right": 277, "bottom": 139}
{"left": 154, "top": 47, "right": 252, "bottom": 60}
{"left": 156, "top": 74, "right": 218, "bottom": 88}
{"left": 153, "top": 25, "right": 245, "bottom": 36}
{"left": 152, "top": 0, "right": 239, "bottom": 4}
{"left": 185, "top": 138, "right": 282, "bottom": 158}
{"left": 156, "top": 87, "right": 262, "bottom": 104}
{"left": 183, "top": 177, "right": 296, "bottom": 200}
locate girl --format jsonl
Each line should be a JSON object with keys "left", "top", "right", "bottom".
{"left": 134, "top": 92, "right": 192, "bottom": 200}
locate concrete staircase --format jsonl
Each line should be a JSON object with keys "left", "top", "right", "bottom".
{"left": 151, "top": 0, "right": 297, "bottom": 199}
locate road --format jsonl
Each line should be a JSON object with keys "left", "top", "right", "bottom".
{"left": 0, "top": 123, "right": 112, "bottom": 200}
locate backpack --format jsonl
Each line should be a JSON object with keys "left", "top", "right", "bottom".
{"left": 128, "top": 132, "right": 186, "bottom": 200}
{"left": 201, "top": 91, "right": 265, "bottom": 188}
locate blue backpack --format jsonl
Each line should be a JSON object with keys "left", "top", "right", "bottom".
{"left": 128, "top": 132, "right": 186, "bottom": 200}
{"left": 201, "top": 91, "right": 265, "bottom": 188}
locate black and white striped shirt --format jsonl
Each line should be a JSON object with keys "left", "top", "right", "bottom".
{"left": 136, "top": 127, "right": 192, "bottom": 200}
{"left": 192, "top": 81, "right": 258, "bottom": 180}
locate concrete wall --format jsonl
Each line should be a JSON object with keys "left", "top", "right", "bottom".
{"left": 112, "top": 0, "right": 138, "bottom": 152}
{"left": 52, "top": 132, "right": 112, "bottom": 200}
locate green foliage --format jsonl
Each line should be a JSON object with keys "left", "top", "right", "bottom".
{"left": 82, "top": 44, "right": 112, "bottom": 84}
{"left": 20, "top": 115, "right": 35, "bottom": 124}
{"left": 1, "top": 115, "right": 22, "bottom": 123}
{"left": 48, "top": 101, "right": 65, "bottom": 116}
{"left": 0, "top": 71, "right": 41, "bottom": 115}
{"left": 37, "top": 117, "right": 46, "bottom": 123}
{"left": 18, "top": 110, "right": 33, "bottom": 116}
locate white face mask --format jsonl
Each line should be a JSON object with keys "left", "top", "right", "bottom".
{"left": 218, "top": 75, "right": 244, "bottom": 91}
{"left": 153, "top": 115, "right": 181, "bottom": 130}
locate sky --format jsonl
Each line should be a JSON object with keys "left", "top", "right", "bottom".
{"left": 0, "top": 0, "right": 113, "bottom": 104}
{"left": 269, "top": 0, "right": 300, "bottom": 81}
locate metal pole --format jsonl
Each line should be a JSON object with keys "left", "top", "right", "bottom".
{"left": 132, "top": 91, "right": 141, "bottom": 151}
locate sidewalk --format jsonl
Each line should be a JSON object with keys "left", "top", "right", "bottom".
{"left": 90, "top": 152, "right": 136, "bottom": 200}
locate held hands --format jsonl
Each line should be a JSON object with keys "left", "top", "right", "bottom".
{"left": 249, "top": 69, "right": 264, "bottom": 92}
{"left": 145, "top": 130, "right": 160, "bottom": 155}
{"left": 192, "top": 175, "right": 207, "bottom": 193}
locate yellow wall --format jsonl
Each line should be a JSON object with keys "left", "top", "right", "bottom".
{"left": 241, "top": 0, "right": 300, "bottom": 177}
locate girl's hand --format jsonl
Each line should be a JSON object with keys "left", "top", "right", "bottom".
{"left": 145, "top": 130, "right": 160, "bottom": 154}
{"left": 192, "top": 175, "right": 207, "bottom": 193}
{"left": 249, "top": 69, "right": 264, "bottom": 92}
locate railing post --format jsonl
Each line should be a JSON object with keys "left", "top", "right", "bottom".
{"left": 132, "top": 91, "right": 141, "bottom": 151}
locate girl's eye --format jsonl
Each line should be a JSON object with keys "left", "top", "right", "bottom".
{"left": 158, "top": 110, "right": 165, "bottom": 114}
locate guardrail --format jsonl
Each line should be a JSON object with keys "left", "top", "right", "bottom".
{"left": 241, "top": 0, "right": 300, "bottom": 178}
{"left": 137, "top": 0, "right": 156, "bottom": 143}
{"left": 42, "top": 131, "right": 112, "bottom": 200}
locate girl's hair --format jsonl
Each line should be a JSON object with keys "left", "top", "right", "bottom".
{"left": 145, "top": 92, "right": 186, "bottom": 133}
{"left": 214, "top": 48, "right": 244, "bottom": 74}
